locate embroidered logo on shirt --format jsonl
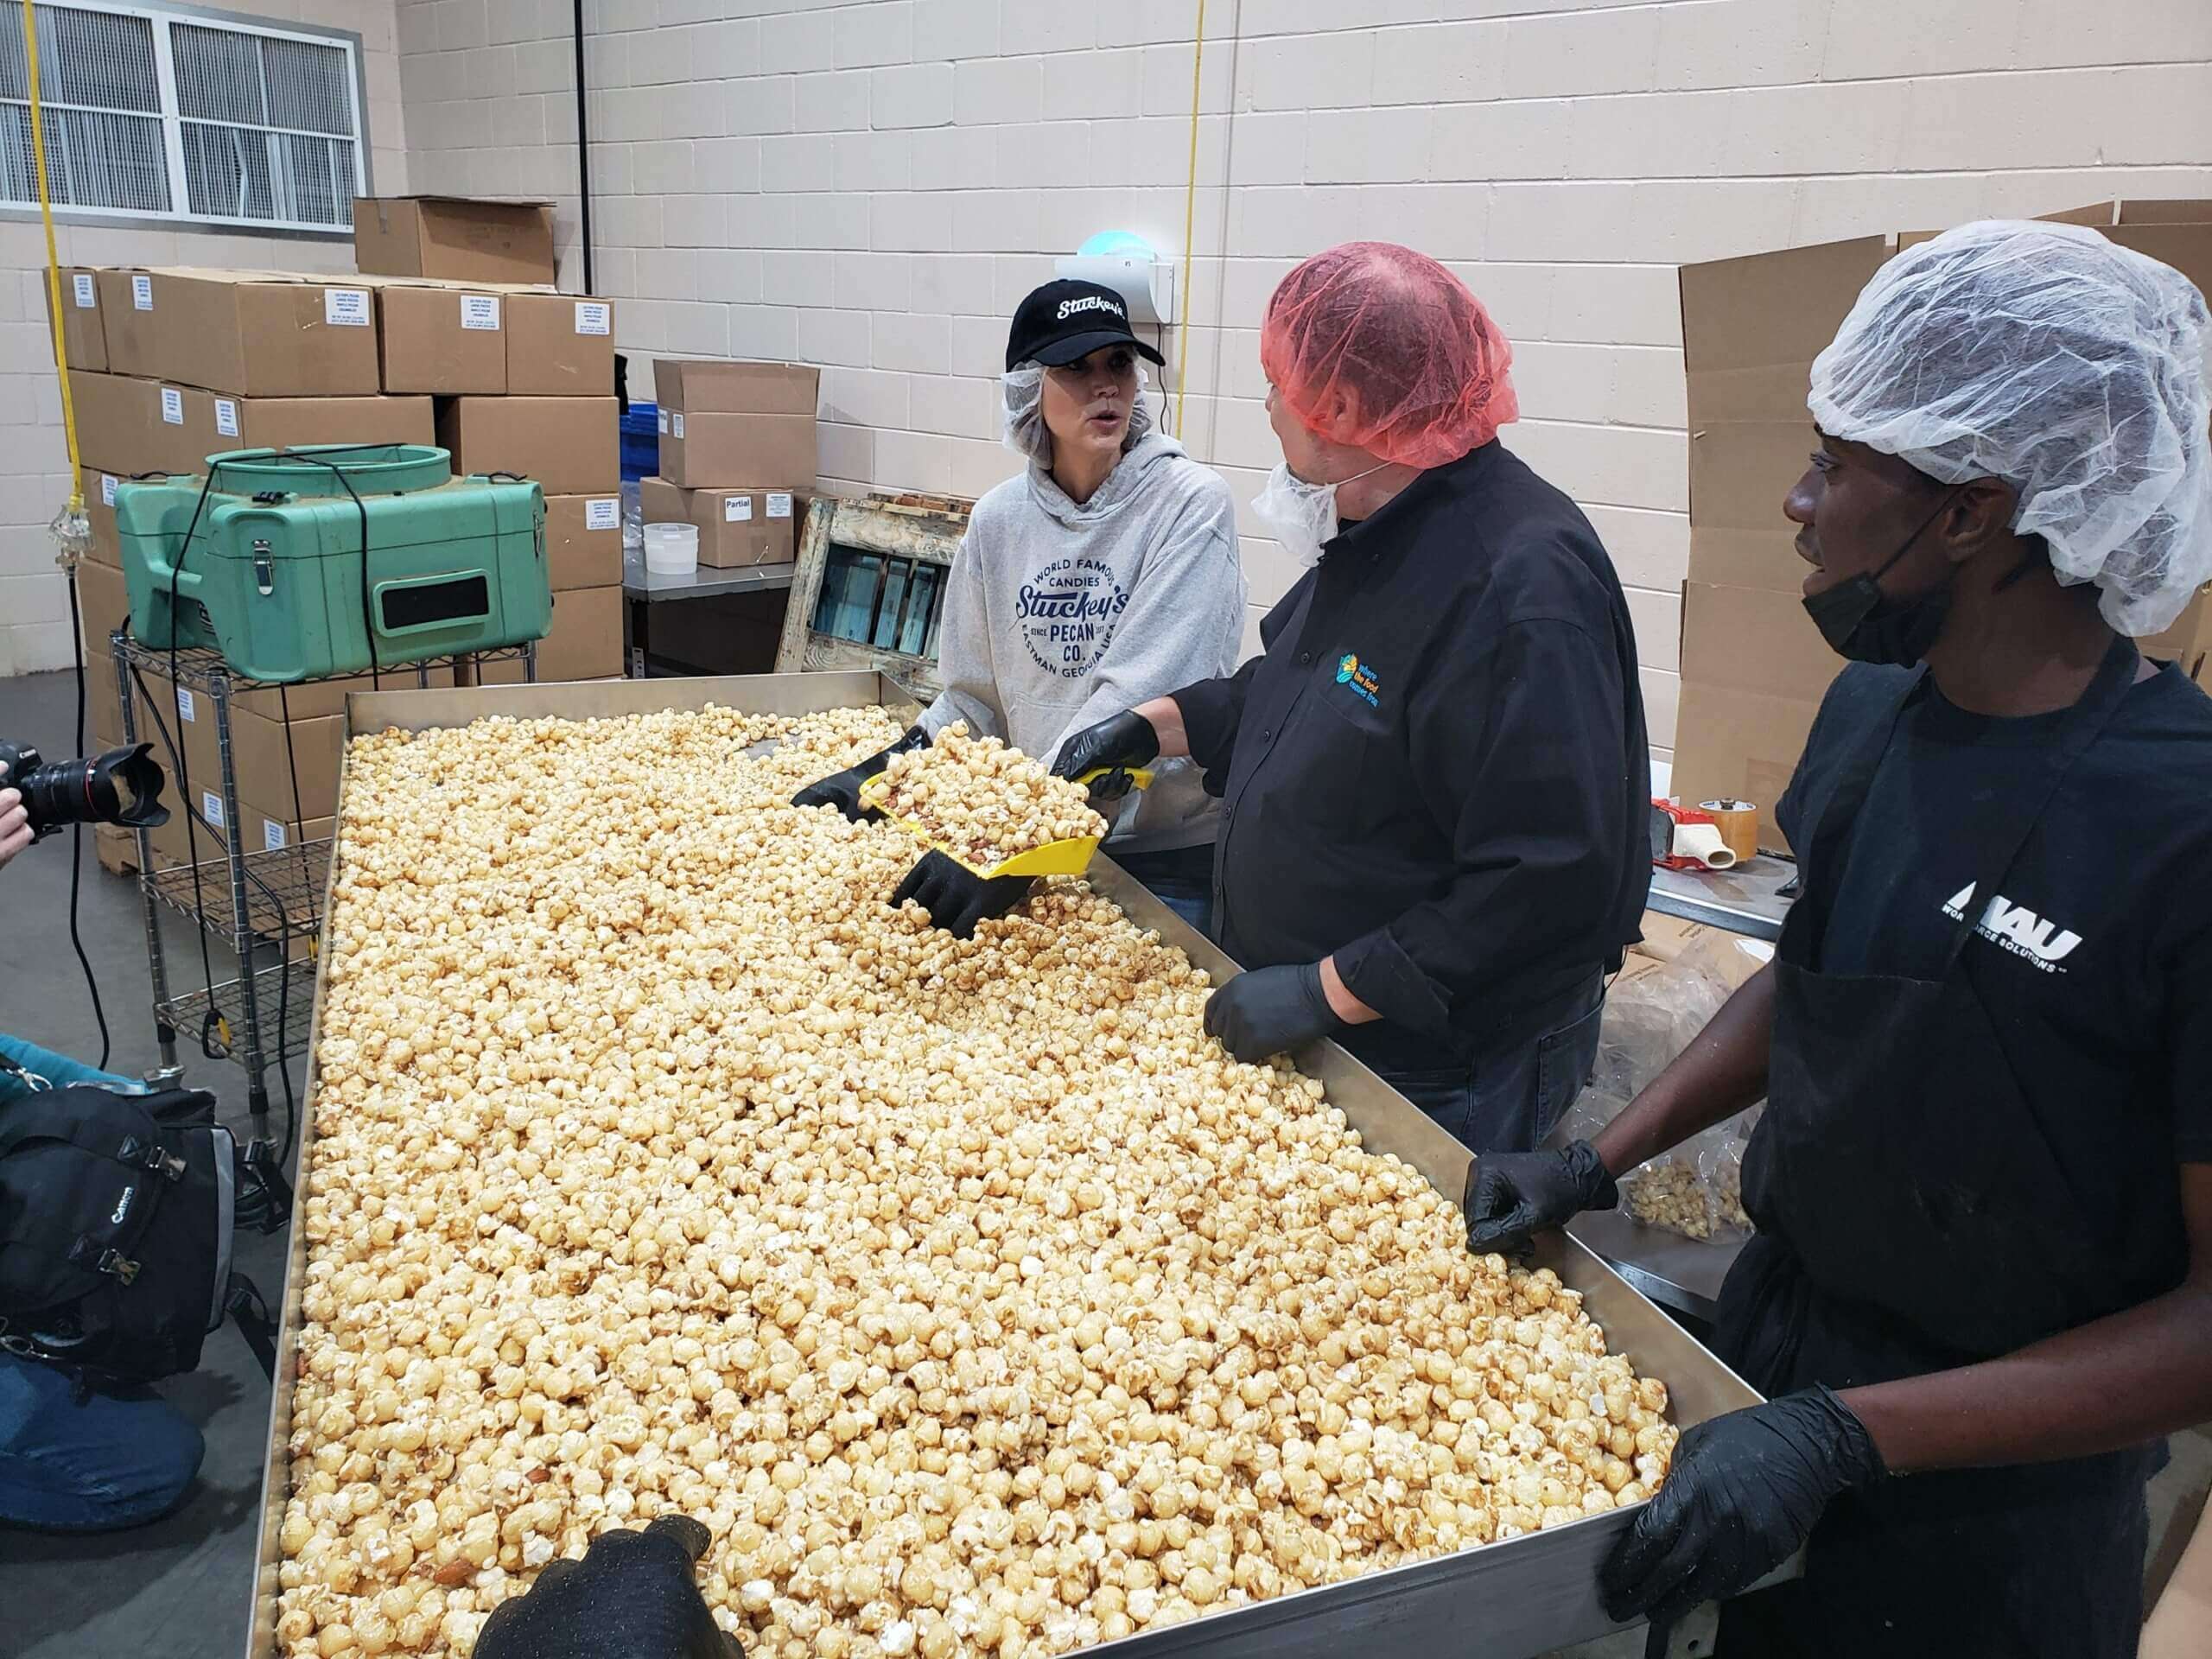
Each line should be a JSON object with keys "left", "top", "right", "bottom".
{"left": 1015, "top": 556, "right": 1131, "bottom": 680}
{"left": 1335, "top": 653, "right": 1380, "bottom": 707}
{"left": 1941, "top": 882, "right": 2082, "bottom": 972}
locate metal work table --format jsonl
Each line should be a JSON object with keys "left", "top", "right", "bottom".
{"left": 621, "top": 548, "right": 798, "bottom": 677}
{"left": 1647, "top": 853, "right": 1796, "bottom": 943}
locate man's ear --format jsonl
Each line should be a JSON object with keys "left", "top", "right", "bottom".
{"left": 1941, "top": 477, "right": 2018, "bottom": 563}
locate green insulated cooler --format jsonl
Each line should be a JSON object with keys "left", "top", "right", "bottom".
{"left": 114, "top": 445, "right": 552, "bottom": 683}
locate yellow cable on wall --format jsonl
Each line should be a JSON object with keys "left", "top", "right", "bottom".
{"left": 1173, "top": 0, "right": 1206, "bottom": 446}
{"left": 22, "top": 0, "right": 86, "bottom": 528}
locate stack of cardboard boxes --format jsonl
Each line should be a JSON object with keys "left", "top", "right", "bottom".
{"left": 1672, "top": 200, "right": 2212, "bottom": 853}
{"left": 46, "top": 197, "right": 622, "bottom": 874}
{"left": 640, "top": 359, "right": 820, "bottom": 571}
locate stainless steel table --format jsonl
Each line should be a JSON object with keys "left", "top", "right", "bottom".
{"left": 622, "top": 548, "right": 798, "bottom": 677}
{"left": 1647, "top": 854, "right": 1796, "bottom": 943}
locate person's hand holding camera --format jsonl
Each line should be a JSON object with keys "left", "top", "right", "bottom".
{"left": 0, "top": 788, "right": 30, "bottom": 870}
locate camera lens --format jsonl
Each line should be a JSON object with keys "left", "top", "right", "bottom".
{"left": 10, "top": 743, "right": 171, "bottom": 839}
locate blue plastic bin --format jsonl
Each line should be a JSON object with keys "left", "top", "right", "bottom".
{"left": 620, "top": 404, "right": 661, "bottom": 483}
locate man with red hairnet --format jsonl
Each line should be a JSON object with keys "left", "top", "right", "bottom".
{"left": 1058, "top": 243, "right": 1651, "bottom": 1153}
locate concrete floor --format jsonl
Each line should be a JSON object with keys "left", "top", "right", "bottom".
{"left": 0, "top": 658, "right": 2204, "bottom": 1656}
{"left": 0, "top": 667, "right": 298, "bottom": 1659}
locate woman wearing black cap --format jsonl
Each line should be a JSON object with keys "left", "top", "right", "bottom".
{"left": 792, "top": 278, "right": 1246, "bottom": 937}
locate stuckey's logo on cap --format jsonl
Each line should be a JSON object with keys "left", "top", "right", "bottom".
{"left": 1056, "top": 293, "right": 1126, "bottom": 322}
{"left": 1336, "top": 653, "right": 1380, "bottom": 707}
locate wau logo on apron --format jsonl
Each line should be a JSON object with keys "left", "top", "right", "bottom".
{"left": 1941, "top": 882, "right": 2083, "bottom": 971}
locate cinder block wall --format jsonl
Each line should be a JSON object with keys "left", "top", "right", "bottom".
{"left": 172, "top": 3, "right": 2212, "bottom": 760}
{"left": 1, "top": 0, "right": 407, "bottom": 678}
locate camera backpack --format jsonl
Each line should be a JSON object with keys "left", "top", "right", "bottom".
{"left": 0, "top": 1083, "right": 279, "bottom": 1389}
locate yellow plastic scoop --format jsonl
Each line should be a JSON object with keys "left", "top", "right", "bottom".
{"left": 859, "top": 766, "right": 1153, "bottom": 879}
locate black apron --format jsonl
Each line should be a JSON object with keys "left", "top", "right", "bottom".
{"left": 1721, "top": 639, "right": 2160, "bottom": 1659}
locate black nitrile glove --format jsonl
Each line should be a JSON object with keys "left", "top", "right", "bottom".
{"left": 1463, "top": 1140, "right": 1618, "bottom": 1253}
{"left": 1052, "top": 709, "right": 1161, "bottom": 810}
{"left": 1204, "top": 961, "right": 1342, "bottom": 1062}
{"left": 791, "top": 725, "right": 929, "bottom": 821}
{"left": 1600, "top": 1387, "right": 1885, "bottom": 1630}
{"left": 474, "top": 1515, "right": 740, "bottom": 1659}
{"left": 892, "top": 849, "right": 1035, "bottom": 939}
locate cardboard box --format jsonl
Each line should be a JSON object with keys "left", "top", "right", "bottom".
{"left": 543, "top": 494, "right": 624, "bottom": 591}
{"left": 73, "top": 556, "right": 131, "bottom": 736}
{"left": 652, "top": 359, "right": 817, "bottom": 488}
{"left": 354, "top": 196, "right": 556, "bottom": 286}
{"left": 213, "top": 392, "right": 436, "bottom": 454}
{"left": 72, "top": 372, "right": 217, "bottom": 478}
{"left": 436, "top": 396, "right": 619, "bottom": 496}
{"left": 1671, "top": 200, "right": 2212, "bottom": 850}
{"left": 373, "top": 280, "right": 507, "bottom": 394}
{"left": 504, "top": 291, "right": 614, "bottom": 397}
{"left": 171, "top": 700, "right": 347, "bottom": 823}
{"left": 468, "top": 585, "right": 624, "bottom": 683}
{"left": 639, "top": 477, "right": 797, "bottom": 568}
{"left": 44, "top": 266, "right": 106, "bottom": 372}
{"left": 96, "top": 268, "right": 381, "bottom": 397}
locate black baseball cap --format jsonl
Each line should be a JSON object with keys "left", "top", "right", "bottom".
{"left": 1006, "top": 279, "right": 1166, "bottom": 372}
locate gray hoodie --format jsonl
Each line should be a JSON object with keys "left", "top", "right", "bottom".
{"left": 918, "top": 431, "right": 1247, "bottom": 854}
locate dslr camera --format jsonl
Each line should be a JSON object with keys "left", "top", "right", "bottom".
{"left": 0, "top": 739, "right": 169, "bottom": 842}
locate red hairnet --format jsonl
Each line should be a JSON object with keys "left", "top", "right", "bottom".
{"left": 1260, "top": 242, "right": 1518, "bottom": 469}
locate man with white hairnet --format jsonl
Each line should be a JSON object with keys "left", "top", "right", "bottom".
{"left": 1057, "top": 243, "right": 1652, "bottom": 1154}
{"left": 1468, "top": 220, "right": 2212, "bottom": 1654}
{"left": 792, "top": 278, "right": 1244, "bottom": 936}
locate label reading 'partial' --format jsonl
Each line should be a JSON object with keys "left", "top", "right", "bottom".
{"left": 461, "top": 294, "right": 501, "bottom": 331}
{"left": 175, "top": 687, "right": 196, "bottom": 723}
{"left": 575, "top": 302, "right": 611, "bottom": 336}
{"left": 101, "top": 475, "right": 117, "bottom": 507}
{"left": 324, "top": 289, "right": 372, "bottom": 327}
{"left": 766, "top": 493, "right": 793, "bottom": 519}
{"left": 264, "top": 819, "right": 288, "bottom": 852}
{"left": 200, "top": 790, "right": 224, "bottom": 830}
{"left": 724, "top": 495, "right": 753, "bottom": 523}
{"left": 671, "top": 412, "right": 685, "bottom": 439}
{"left": 160, "top": 386, "right": 183, "bottom": 425}
{"left": 72, "top": 273, "right": 94, "bottom": 308}
{"left": 584, "top": 498, "right": 620, "bottom": 531}
{"left": 131, "top": 275, "right": 152, "bottom": 310}
{"left": 215, "top": 398, "right": 239, "bottom": 438}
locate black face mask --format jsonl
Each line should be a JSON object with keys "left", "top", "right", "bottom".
{"left": 1801, "top": 488, "right": 1963, "bottom": 666}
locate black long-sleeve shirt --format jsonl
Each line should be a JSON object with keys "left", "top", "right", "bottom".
{"left": 1175, "top": 440, "right": 1651, "bottom": 1072}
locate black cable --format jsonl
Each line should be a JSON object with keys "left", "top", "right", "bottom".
{"left": 572, "top": 0, "right": 594, "bottom": 294}
{"left": 160, "top": 465, "right": 226, "bottom": 1057}
{"left": 63, "top": 570, "right": 112, "bottom": 1071}
{"left": 272, "top": 681, "right": 315, "bottom": 1167}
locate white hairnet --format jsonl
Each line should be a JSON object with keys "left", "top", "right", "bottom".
{"left": 1808, "top": 219, "right": 2212, "bottom": 636}
{"left": 1000, "top": 360, "right": 1156, "bottom": 463}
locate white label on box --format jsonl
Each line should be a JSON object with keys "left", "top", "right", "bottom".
{"left": 461, "top": 294, "right": 501, "bottom": 331}
{"left": 72, "top": 272, "right": 94, "bottom": 308}
{"left": 575, "top": 302, "right": 611, "bottom": 336}
{"left": 214, "top": 398, "right": 238, "bottom": 438}
{"left": 101, "top": 474, "right": 117, "bottom": 507}
{"left": 324, "top": 288, "right": 371, "bottom": 327}
{"left": 200, "top": 790, "right": 224, "bottom": 830}
{"left": 131, "top": 274, "right": 152, "bottom": 310}
{"left": 767, "top": 493, "right": 793, "bottom": 519}
{"left": 160, "top": 386, "right": 184, "bottom": 425}
{"left": 671, "top": 411, "right": 685, "bottom": 438}
{"left": 658, "top": 410, "right": 671, "bottom": 435}
{"left": 723, "top": 495, "right": 753, "bottom": 523}
{"left": 263, "top": 819, "right": 288, "bottom": 852}
{"left": 584, "top": 498, "right": 620, "bottom": 531}
{"left": 175, "top": 687, "right": 195, "bottom": 723}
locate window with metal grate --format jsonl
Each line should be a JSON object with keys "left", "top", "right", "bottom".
{"left": 0, "top": 0, "right": 363, "bottom": 232}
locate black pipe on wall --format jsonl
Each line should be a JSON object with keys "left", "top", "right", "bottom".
{"left": 572, "top": 0, "right": 594, "bottom": 295}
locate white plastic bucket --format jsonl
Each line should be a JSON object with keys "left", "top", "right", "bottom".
{"left": 643, "top": 521, "right": 698, "bottom": 576}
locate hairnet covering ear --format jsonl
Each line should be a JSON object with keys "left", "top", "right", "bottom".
{"left": 1259, "top": 241, "right": 1519, "bottom": 470}
{"left": 1809, "top": 219, "right": 2212, "bottom": 636}
{"left": 1000, "top": 361, "right": 1157, "bottom": 464}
